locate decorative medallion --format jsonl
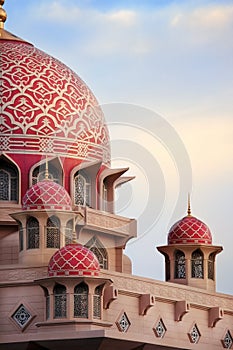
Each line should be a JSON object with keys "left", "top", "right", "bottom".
{"left": 11, "top": 304, "right": 32, "bottom": 330}
{"left": 116, "top": 312, "right": 131, "bottom": 333}
{"left": 188, "top": 323, "right": 201, "bottom": 344}
{"left": 153, "top": 318, "right": 167, "bottom": 338}
{"left": 222, "top": 330, "right": 233, "bottom": 349}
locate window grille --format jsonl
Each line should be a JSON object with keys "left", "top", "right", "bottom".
{"left": 0, "top": 160, "right": 18, "bottom": 201}
{"left": 46, "top": 216, "right": 60, "bottom": 248}
{"left": 65, "top": 219, "right": 73, "bottom": 245}
{"left": 27, "top": 217, "right": 39, "bottom": 249}
{"left": 74, "top": 282, "right": 88, "bottom": 318}
{"left": 191, "top": 249, "right": 204, "bottom": 278}
{"left": 74, "top": 173, "right": 90, "bottom": 206}
{"left": 93, "top": 285, "right": 102, "bottom": 319}
{"left": 54, "top": 284, "right": 66, "bottom": 318}
{"left": 85, "top": 236, "right": 108, "bottom": 269}
{"left": 208, "top": 253, "right": 215, "bottom": 280}
{"left": 175, "top": 250, "right": 186, "bottom": 279}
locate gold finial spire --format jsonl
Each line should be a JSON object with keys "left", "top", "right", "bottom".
{"left": 187, "top": 193, "right": 192, "bottom": 216}
{"left": 45, "top": 155, "right": 49, "bottom": 180}
{"left": 0, "top": 0, "right": 7, "bottom": 29}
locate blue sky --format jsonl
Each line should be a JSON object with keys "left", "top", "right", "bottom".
{"left": 3, "top": 0, "right": 233, "bottom": 294}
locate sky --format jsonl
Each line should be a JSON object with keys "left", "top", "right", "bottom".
{"left": 4, "top": 0, "right": 233, "bottom": 294}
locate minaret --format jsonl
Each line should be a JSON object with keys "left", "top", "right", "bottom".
{"left": 157, "top": 196, "right": 223, "bottom": 292}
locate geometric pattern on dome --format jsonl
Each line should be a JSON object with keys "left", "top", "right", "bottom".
{"left": 168, "top": 216, "right": 212, "bottom": 245}
{"left": 222, "top": 330, "right": 233, "bottom": 349}
{"left": 11, "top": 304, "right": 32, "bottom": 330}
{"left": 22, "top": 180, "right": 72, "bottom": 211}
{"left": 48, "top": 244, "right": 100, "bottom": 277}
{"left": 0, "top": 41, "right": 110, "bottom": 164}
{"left": 116, "top": 312, "right": 131, "bottom": 333}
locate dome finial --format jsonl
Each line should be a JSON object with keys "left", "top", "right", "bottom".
{"left": 45, "top": 155, "right": 49, "bottom": 180}
{"left": 187, "top": 193, "right": 192, "bottom": 216}
{"left": 0, "top": 0, "right": 7, "bottom": 29}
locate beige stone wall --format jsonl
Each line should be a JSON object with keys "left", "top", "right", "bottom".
{"left": 0, "top": 266, "right": 232, "bottom": 349}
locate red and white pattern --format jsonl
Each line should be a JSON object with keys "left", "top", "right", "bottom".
{"left": 22, "top": 180, "right": 72, "bottom": 211}
{"left": 168, "top": 216, "right": 212, "bottom": 245}
{"left": 48, "top": 244, "right": 100, "bottom": 277}
{"left": 0, "top": 41, "right": 110, "bottom": 164}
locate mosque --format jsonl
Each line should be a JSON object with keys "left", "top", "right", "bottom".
{"left": 0, "top": 1, "right": 233, "bottom": 349}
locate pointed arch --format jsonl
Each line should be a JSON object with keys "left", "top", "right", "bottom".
{"left": 174, "top": 250, "right": 186, "bottom": 279}
{"left": 46, "top": 216, "right": 60, "bottom": 248}
{"left": 27, "top": 217, "right": 40, "bottom": 249}
{"left": 85, "top": 236, "right": 108, "bottom": 269}
{"left": 191, "top": 249, "right": 204, "bottom": 278}
{"left": 74, "top": 282, "right": 88, "bottom": 318}
{"left": 30, "top": 157, "right": 63, "bottom": 186}
{"left": 53, "top": 284, "right": 66, "bottom": 318}
{"left": 0, "top": 154, "right": 19, "bottom": 202}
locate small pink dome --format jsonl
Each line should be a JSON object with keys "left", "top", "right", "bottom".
{"left": 48, "top": 244, "right": 100, "bottom": 277}
{"left": 22, "top": 180, "right": 72, "bottom": 211}
{"left": 168, "top": 215, "right": 212, "bottom": 245}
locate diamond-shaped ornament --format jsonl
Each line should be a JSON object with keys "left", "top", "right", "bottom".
{"left": 12, "top": 304, "right": 32, "bottom": 329}
{"left": 222, "top": 330, "right": 233, "bottom": 349}
{"left": 116, "top": 312, "right": 131, "bottom": 333}
{"left": 153, "top": 318, "right": 167, "bottom": 338}
{"left": 188, "top": 323, "right": 201, "bottom": 344}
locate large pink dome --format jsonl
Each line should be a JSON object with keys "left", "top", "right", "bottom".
{"left": 168, "top": 215, "right": 212, "bottom": 245}
{"left": 22, "top": 180, "right": 72, "bottom": 211}
{"left": 0, "top": 39, "right": 110, "bottom": 164}
{"left": 48, "top": 244, "right": 100, "bottom": 277}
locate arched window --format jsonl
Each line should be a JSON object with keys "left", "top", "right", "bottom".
{"left": 27, "top": 217, "right": 39, "bottom": 249}
{"left": 32, "top": 161, "right": 62, "bottom": 185}
{"left": 174, "top": 250, "right": 186, "bottom": 279}
{"left": 191, "top": 249, "right": 204, "bottom": 278}
{"left": 46, "top": 216, "right": 60, "bottom": 248}
{"left": 165, "top": 253, "right": 170, "bottom": 281}
{"left": 85, "top": 236, "right": 108, "bottom": 269}
{"left": 74, "top": 282, "right": 88, "bottom": 318}
{"left": 53, "top": 284, "right": 66, "bottom": 318}
{"left": 0, "top": 157, "right": 18, "bottom": 202}
{"left": 74, "top": 172, "right": 90, "bottom": 206}
{"left": 65, "top": 219, "right": 73, "bottom": 245}
{"left": 19, "top": 222, "right": 23, "bottom": 252}
{"left": 208, "top": 253, "right": 215, "bottom": 280}
{"left": 93, "top": 285, "right": 102, "bottom": 319}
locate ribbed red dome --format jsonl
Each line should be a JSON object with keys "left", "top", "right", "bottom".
{"left": 168, "top": 215, "right": 212, "bottom": 245}
{"left": 22, "top": 180, "right": 72, "bottom": 211}
{"left": 48, "top": 244, "right": 100, "bottom": 277}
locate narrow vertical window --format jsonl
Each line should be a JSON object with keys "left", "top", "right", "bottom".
{"left": 208, "top": 253, "right": 214, "bottom": 280}
{"left": 175, "top": 250, "right": 186, "bottom": 279}
{"left": 54, "top": 284, "right": 66, "bottom": 318}
{"left": 191, "top": 249, "right": 204, "bottom": 278}
{"left": 43, "top": 288, "right": 50, "bottom": 320}
{"left": 19, "top": 222, "right": 23, "bottom": 251}
{"left": 74, "top": 282, "right": 88, "bottom": 318}
{"left": 46, "top": 216, "right": 60, "bottom": 248}
{"left": 27, "top": 217, "right": 39, "bottom": 249}
{"left": 74, "top": 173, "right": 90, "bottom": 206}
{"left": 65, "top": 219, "right": 73, "bottom": 245}
{"left": 93, "top": 285, "right": 102, "bottom": 319}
